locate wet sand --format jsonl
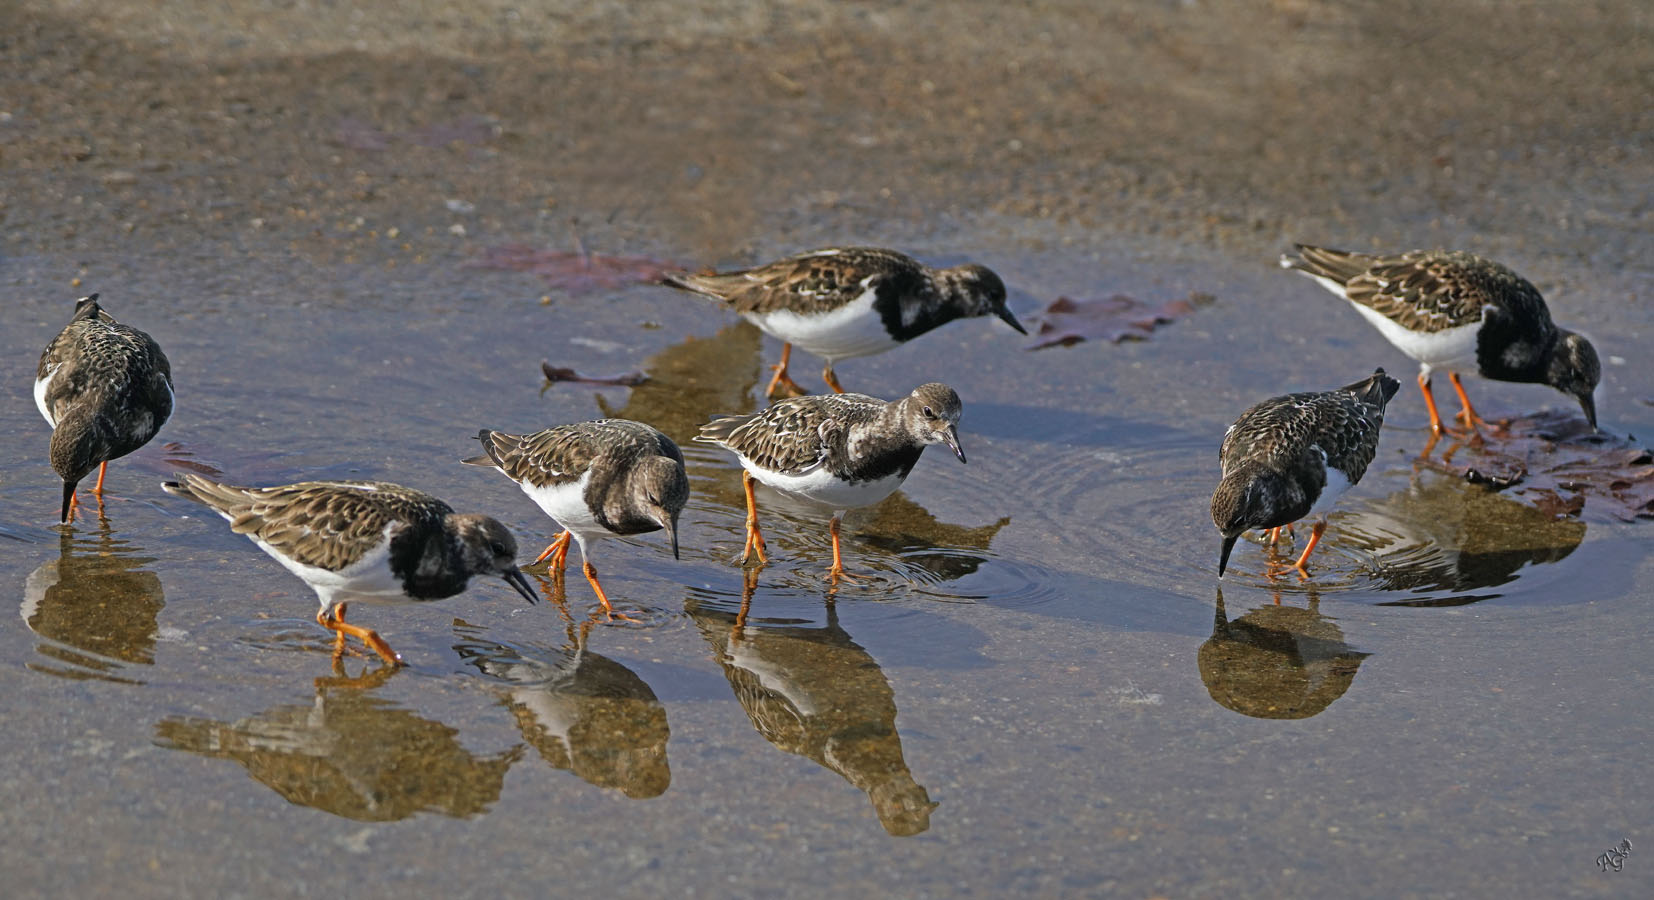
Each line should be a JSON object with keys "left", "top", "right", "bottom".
{"left": 2, "top": 1, "right": 1652, "bottom": 897}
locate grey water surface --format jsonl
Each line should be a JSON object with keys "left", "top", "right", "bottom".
{"left": 2, "top": 1, "right": 1651, "bottom": 897}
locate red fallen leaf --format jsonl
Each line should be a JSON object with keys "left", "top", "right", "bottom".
{"left": 541, "top": 362, "right": 648, "bottom": 388}
{"left": 470, "top": 243, "right": 680, "bottom": 296}
{"left": 1423, "top": 409, "right": 1654, "bottom": 521}
{"left": 1026, "top": 291, "right": 1212, "bottom": 350}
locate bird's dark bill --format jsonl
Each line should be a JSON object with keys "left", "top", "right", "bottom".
{"left": 503, "top": 568, "right": 538, "bottom": 604}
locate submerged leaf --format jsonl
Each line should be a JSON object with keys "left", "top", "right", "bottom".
{"left": 1424, "top": 409, "right": 1654, "bottom": 521}
{"left": 540, "top": 362, "right": 649, "bottom": 388}
{"left": 1026, "top": 291, "right": 1211, "bottom": 350}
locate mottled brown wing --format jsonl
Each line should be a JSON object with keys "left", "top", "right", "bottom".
{"left": 666, "top": 247, "right": 920, "bottom": 315}
{"left": 697, "top": 393, "right": 881, "bottom": 475}
{"left": 468, "top": 420, "right": 679, "bottom": 488}
{"left": 171, "top": 476, "right": 448, "bottom": 571}
{"left": 1343, "top": 250, "right": 1510, "bottom": 333}
{"left": 38, "top": 318, "right": 172, "bottom": 422}
{"left": 1221, "top": 388, "right": 1385, "bottom": 483}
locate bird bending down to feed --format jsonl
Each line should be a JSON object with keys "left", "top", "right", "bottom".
{"left": 659, "top": 247, "right": 1024, "bottom": 398}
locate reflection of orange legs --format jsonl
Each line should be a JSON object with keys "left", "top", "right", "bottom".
{"left": 764, "top": 343, "right": 806, "bottom": 398}
{"left": 1292, "top": 520, "right": 1328, "bottom": 575}
{"left": 822, "top": 363, "right": 846, "bottom": 394}
{"left": 740, "top": 471, "right": 769, "bottom": 566}
{"left": 318, "top": 603, "right": 401, "bottom": 666}
{"left": 1447, "top": 371, "right": 1485, "bottom": 436}
{"left": 1419, "top": 372, "right": 1446, "bottom": 437}
{"left": 533, "top": 530, "right": 572, "bottom": 571}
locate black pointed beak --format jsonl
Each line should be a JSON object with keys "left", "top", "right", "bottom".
{"left": 1218, "top": 534, "right": 1240, "bottom": 576}
{"left": 60, "top": 481, "right": 77, "bottom": 524}
{"left": 942, "top": 425, "right": 966, "bottom": 464}
{"left": 503, "top": 568, "right": 537, "bottom": 604}
{"left": 997, "top": 305, "right": 1028, "bottom": 335}
{"left": 662, "top": 513, "right": 680, "bottom": 560}
{"left": 1578, "top": 392, "right": 1598, "bottom": 431}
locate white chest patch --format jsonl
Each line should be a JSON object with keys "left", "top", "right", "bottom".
{"left": 745, "top": 286, "right": 895, "bottom": 363}
{"left": 1346, "top": 302, "right": 1481, "bottom": 372}
{"left": 726, "top": 638, "right": 822, "bottom": 716}
{"left": 521, "top": 471, "right": 609, "bottom": 549}
{"left": 742, "top": 458, "right": 906, "bottom": 511}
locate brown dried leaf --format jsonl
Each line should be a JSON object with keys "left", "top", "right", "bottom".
{"left": 471, "top": 243, "right": 680, "bottom": 296}
{"left": 1424, "top": 409, "right": 1654, "bottom": 521}
{"left": 540, "top": 362, "right": 649, "bottom": 388}
{"left": 1026, "top": 291, "right": 1211, "bottom": 350}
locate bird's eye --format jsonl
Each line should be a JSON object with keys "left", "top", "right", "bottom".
{"left": 922, "top": 406, "right": 935, "bottom": 418}
{"left": 489, "top": 541, "right": 507, "bottom": 556}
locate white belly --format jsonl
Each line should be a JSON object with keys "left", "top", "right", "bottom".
{"left": 1304, "top": 461, "right": 1353, "bottom": 519}
{"left": 743, "top": 459, "right": 906, "bottom": 511}
{"left": 245, "top": 526, "right": 407, "bottom": 610}
{"left": 520, "top": 473, "right": 610, "bottom": 549}
{"left": 744, "top": 287, "right": 894, "bottom": 363}
{"left": 1346, "top": 302, "right": 1482, "bottom": 374}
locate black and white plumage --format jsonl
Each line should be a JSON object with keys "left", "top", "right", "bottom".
{"left": 660, "top": 247, "right": 1024, "bottom": 397}
{"left": 1211, "top": 369, "right": 1400, "bottom": 576}
{"left": 696, "top": 383, "right": 966, "bottom": 578}
{"left": 461, "top": 419, "right": 689, "bottom": 616}
{"left": 35, "top": 294, "right": 174, "bottom": 522}
{"left": 161, "top": 475, "right": 537, "bottom": 664}
{"left": 1281, "top": 245, "right": 1600, "bottom": 434}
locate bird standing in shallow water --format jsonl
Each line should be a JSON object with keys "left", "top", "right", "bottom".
{"left": 461, "top": 419, "right": 689, "bottom": 619}
{"left": 1212, "top": 369, "right": 1400, "bottom": 577}
{"left": 35, "top": 294, "right": 174, "bottom": 522}
{"left": 1280, "top": 245, "right": 1600, "bottom": 438}
{"left": 697, "top": 383, "right": 966, "bottom": 582}
{"left": 162, "top": 476, "right": 537, "bottom": 665}
{"left": 659, "top": 247, "right": 1024, "bottom": 398}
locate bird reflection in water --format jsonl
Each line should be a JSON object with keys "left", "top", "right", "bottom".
{"left": 154, "top": 666, "right": 522, "bottom": 821}
{"left": 687, "top": 571, "right": 938, "bottom": 836}
{"left": 1199, "top": 588, "right": 1371, "bottom": 720}
{"left": 22, "top": 510, "right": 165, "bottom": 683}
{"left": 1337, "top": 468, "right": 1587, "bottom": 605}
{"left": 453, "top": 573, "right": 670, "bottom": 799}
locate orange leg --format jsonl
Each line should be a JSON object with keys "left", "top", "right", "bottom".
{"left": 764, "top": 343, "right": 807, "bottom": 399}
{"left": 1292, "top": 520, "right": 1328, "bottom": 575}
{"left": 825, "top": 514, "right": 864, "bottom": 583}
{"left": 1418, "top": 372, "right": 1446, "bottom": 436}
{"left": 1268, "top": 527, "right": 1282, "bottom": 545}
{"left": 582, "top": 559, "right": 641, "bottom": 623}
{"left": 318, "top": 604, "right": 402, "bottom": 666}
{"left": 1447, "top": 371, "right": 1485, "bottom": 434}
{"left": 93, "top": 461, "right": 108, "bottom": 494}
{"left": 740, "top": 471, "right": 769, "bottom": 566}
{"left": 533, "top": 531, "right": 573, "bottom": 572}
{"left": 821, "top": 363, "right": 846, "bottom": 394}
{"left": 65, "top": 490, "right": 81, "bottom": 524}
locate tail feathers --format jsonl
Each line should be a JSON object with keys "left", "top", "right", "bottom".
{"left": 1280, "top": 244, "right": 1374, "bottom": 285}
{"left": 694, "top": 414, "right": 752, "bottom": 445}
{"left": 1342, "top": 367, "right": 1402, "bottom": 408}
{"left": 461, "top": 429, "right": 507, "bottom": 467}
{"left": 658, "top": 270, "right": 740, "bottom": 301}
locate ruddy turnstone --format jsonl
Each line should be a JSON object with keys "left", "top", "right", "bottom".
{"left": 1281, "top": 245, "right": 1600, "bottom": 435}
{"left": 695, "top": 383, "right": 966, "bottom": 580}
{"left": 1212, "top": 368, "right": 1400, "bottom": 576}
{"left": 461, "top": 419, "right": 689, "bottom": 617}
{"left": 35, "top": 294, "right": 174, "bottom": 522}
{"left": 161, "top": 475, "right": 537, "bottom": 664}
{"left": 659, "top": 247, "right": 1024, "bottom": 397}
